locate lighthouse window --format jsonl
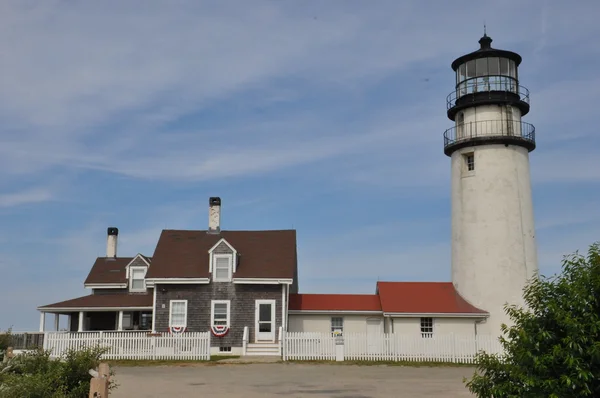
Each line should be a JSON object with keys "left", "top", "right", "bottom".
{"left": 509, "top": 60, "right": 516, "bottom": 78}
{"left": 500, "top": 58, "right": 509, "bottom": 76}
{"left": 465, "top": 153, "right": 475, "bottom": 172}
{"left": 458, "top": 64, "right": 466, "bottom": 83}
{"left": 476, "top": 58, "right": 488, "bottom": 77}
{"left": 488, "top": 57, "right": 499, "bottom": 75}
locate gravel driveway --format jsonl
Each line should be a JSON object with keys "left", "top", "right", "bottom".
{"left": 111, "top": 363, "right": 476, "bottom": 397}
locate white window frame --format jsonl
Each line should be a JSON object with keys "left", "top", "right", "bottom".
{"left": 420, "top": 317, "right": 434, "bottom": 338}
{"left": 212, "top": 254, "right": 233, "bottom": 282}
{"left": 169, "top": 300, "right": 188, "bottom": 328}
{"left": 462, "top": 151, "right": 475, "bottom": 177}
{"left": 211, "top": 300, "right": 231, "bottom": 328}
{"left": 129, "top": 266, "right": 147, "bottom": 292}
{"left": 331, "top": 316, "right": 344, "bottom": 334}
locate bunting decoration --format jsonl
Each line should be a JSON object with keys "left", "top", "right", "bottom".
{"left": 169, "top": 326, "right": 186, "bottom": 334}
{"left": 210, "top": 325, "right": 229, "bottom": 337}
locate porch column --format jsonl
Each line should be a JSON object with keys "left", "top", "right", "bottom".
{"left": 39, "top": 312, "right": 46, "bottom": 332}
{"left": 78, "top": 311, "right": 84, "bottom": 332}
{"left": 67, "top": 314, "right": 72, "bottom": 332}
{"left": 54, "top": 314, "right": 60, "bottom": 331}
{"left": 118, "top": 311, "right": 123, "bottom": 331}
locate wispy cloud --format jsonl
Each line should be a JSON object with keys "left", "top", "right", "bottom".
{"left": 0, "top": 188, "right": 53, "bottom": 208}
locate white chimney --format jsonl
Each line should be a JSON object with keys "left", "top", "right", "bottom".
{"left": 208, "top": 197, "right": 221, "bottom": 233}
{"left": 106, "top": 227, "right": 118, "bottom": 257}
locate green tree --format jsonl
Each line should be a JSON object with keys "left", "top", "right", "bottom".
{"left": 465, "top": 242, "right": 600, "bottom": 397}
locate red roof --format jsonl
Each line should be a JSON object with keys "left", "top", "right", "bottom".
{"left": 289, "top": 294, "right": 382, "bottom": 312}
{"left": 376, "top": 282, "right": 487, "bottom": 314}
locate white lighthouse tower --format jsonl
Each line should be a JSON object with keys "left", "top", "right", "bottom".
{"left": 444, "top": 33, "right": 539, "bottom": 337}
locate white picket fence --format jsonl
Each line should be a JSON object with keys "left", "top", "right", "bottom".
{"left": 44, "top": 331, "right": 211, "bottom": 361}
{"left": 283, "top": 332, "right": 503, "bottom": 363}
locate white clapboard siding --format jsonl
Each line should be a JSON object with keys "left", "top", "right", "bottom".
{"left": 283, "top": 331, "right": 336, "bottom": 361}
{"left": 284, "top": 332, "right": 503, "bottom": 364}
{"left": 44, "top": 331, "right": 210, "bottom": 361}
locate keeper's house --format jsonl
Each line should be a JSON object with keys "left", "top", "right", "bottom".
{"left": 38, "top": 197, "right": 487, "bottom": 356}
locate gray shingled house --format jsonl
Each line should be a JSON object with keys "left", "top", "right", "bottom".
{"left": 38, "top": 197, "right": 299, "bottom": 356}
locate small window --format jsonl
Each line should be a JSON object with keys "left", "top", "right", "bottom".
{"left": 219, "top": 346, "right": 232, "bottom": 352}
{"left": 331, "top": 317, "right": 344, "bottom": 334}
{"left": 464, "top": 153, "right": 475, "bottom": 172}
{"left": 211, "top": 300, "right": 230, "bottom": 328}
{"left": 213, "top": 255, "right": 232, "bottom": 282}
{"left": 130, "top": 267, "right": 146, "bottom": 291}
{"left": 169, "top": 300, "right": 188, "bottom": 328}
{"left": 420, "top": 317, "right": 433, "bottom": 338}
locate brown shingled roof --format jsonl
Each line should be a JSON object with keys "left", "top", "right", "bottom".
{"left": 146, "top": 229, "right": 297, "bottom": 279}
{"left": 84, "top": 255, "right": 152, "bottom": 285}
{"left": 38, "top": 293, "right": 153, "bottom": 310}
{"left": 84, "top": 257, "right": 132, "bottom": 285}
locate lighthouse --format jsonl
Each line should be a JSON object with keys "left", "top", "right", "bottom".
{"left": 444, "top": 33, "right": 539, "bottom": 337}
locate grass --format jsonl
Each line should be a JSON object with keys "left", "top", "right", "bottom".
{"left": 108, "top": 356, "right": 474, "bottom": 368}
{"left": 108, "top": 355, "right": 240, "bottom": 367}
{"left": 284, "top": 359, "right": 475, "bottom": 367}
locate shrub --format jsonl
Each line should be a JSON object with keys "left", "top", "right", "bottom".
{"left": 0, "top": 345, "right": 116, "bottom": 398}
{"left": 465, "top": 242, "right": 600, "bottom": 397}
{"left": 0, "top": 328, "right": 12, "bottom": 353}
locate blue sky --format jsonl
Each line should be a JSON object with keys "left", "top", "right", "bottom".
{"left": 1, "top": 0, "right": 600, "bottom": 331}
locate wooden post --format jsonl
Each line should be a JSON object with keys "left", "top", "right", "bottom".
{"left": 89, "top": 362, "right": 110, "bottom": 398}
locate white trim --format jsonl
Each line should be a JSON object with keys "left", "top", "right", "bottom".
{"left": 383, "top": 312, "right": 489, "bottom": 318}
{"left": 212, "top": 253, "right": 233, "bottom": 282}
{"left": 255, "top": 299, "right": 276, "bottom": 343}
{"left": 129, "top": 266, "right": 148, "bottom": 292}
{"left": 288, "top": 310, "right": 383, "bottom": 315}
{"left": 38, "top": 306, "right": 153, "bottom": 312}
{"left": 169, "top": 300, "right": 188, "bottom": 328}
{"left": 281, "top": 284, "right": 286, "bottom": 331}
{"left": 233, "top": 278, "right": 293, "bottom": 285}
{"left": 208, "top": 238, "right": 238, "bottom": 273}
{"left": 210, "top": 300, "right": 231, "bottom": 328}
{"left": 152, "top": 285, "right": 157, "bottom": 333}
{"left": 124, "top": 253, "right": 151, "bottom": 279}
{"left": 285, "top": 284, "right": 290, "bottom": 330}
{"left": 39, "top": 312, "right": 45, "bottom": 332}
{"left": 145, "top": 278, "right": 210, "bottom": 286}
{"left": 84, "top": 283, "right": 127, "bottom": 289}
{"left": 78, "top": 311, "right": 84, "bottom": 332}
{"left": 118, "top": 311, "right": 124, "bottom": 331}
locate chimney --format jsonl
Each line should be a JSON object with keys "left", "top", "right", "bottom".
{"left": 106, "top": 227, "right": 118, "bottom": 257}
{"left": 208, "top": 197, "right": 221, "bottom": 233}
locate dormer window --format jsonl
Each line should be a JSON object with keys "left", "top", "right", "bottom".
{"left": 213, "top": 254, "right": 232, "bottom": 282}
{"left": 129, "top": 266, "right": 147, "bottom": 292}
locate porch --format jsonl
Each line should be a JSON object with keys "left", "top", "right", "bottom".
{"left": 38, "top": 310, "right": 153, "bottom": 332}
{"left": 37, "top": 292, "right": 154, "bottom": 332}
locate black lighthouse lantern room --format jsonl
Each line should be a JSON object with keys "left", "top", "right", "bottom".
{"left": 446, "top": 34, "right": 530, "bottom": 121}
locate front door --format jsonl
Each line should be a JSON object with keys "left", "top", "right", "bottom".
{"left": 255, "top": 299, "right": 276, "bottom": 342}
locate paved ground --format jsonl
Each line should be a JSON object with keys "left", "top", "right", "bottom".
{"left": 111, "top": 363, "right": 476, "bottom": 397}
